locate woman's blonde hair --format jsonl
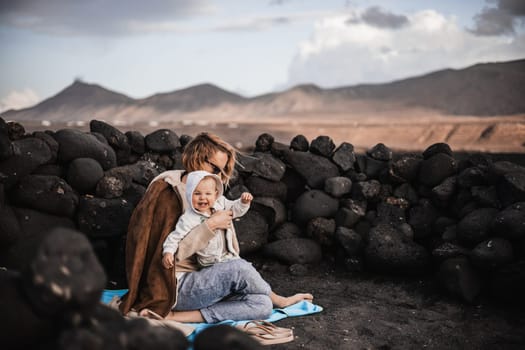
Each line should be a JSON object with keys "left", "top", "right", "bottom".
{"left": 182, "top": 132, "right": 236, "bottom": 184}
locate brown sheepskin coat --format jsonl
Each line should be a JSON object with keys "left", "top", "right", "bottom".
{"left": 118, "top": 173, "right": 218, "bottom": 317}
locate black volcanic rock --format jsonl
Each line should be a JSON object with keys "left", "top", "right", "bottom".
{"left": 11, "top": 175, "right": 78, "bottom": 218}
{"left": 254, "top": 133, "right": 274, "bottom": 152}
{"left": 290, "top": 134, "right": 309, "bottom": 152}
{"left": 0, "top": 203, "right": 22, "bottom": 247}
{"left": 251, "top": 153, "right": 286, "bottom": 182}
{"left": 367, "top": 143, "right": 392, "bottom": 161}
{"left": 283, "top": 150, "right": 340, "bottom": 189}
{"left": 252, "top": 197, "right": 286, "bottom": 231}
{"left": 470, "top": 238, "right": 514, "bottom": 270}
{"left": 271, "top": 221, "right": 303, "bottom": 241}
{"left": 77, "top": 196, "right": 134, "bottom": 239}
{"left": 0, "top": 117, "right": 13, "bottom": 160}
{"left": 144, "top": 129, "right": 181, "bottom": 153}
{"left": 491, "top": 202, "right": 525, "bottom": 240}
{"left": 408, "top": 199, "right": 439, "bottom": 240}
{"left": 32, "top": 131, "right": 59, "bottom": 163}
{"left": 245, "top": 176, "right": 287, "bottom": 200}
{"left": 66, "top": 157, "right": 104, "bottom": 194}
{"left": 264, "top": 238, "right": 322, "bottom": 265}
{"left": 22, "top": 227, "right": 106, "bottom": 316}
{"left": 0, "top": 137, "right": 52, "bottom": 188}
{"left": 364, "top": 223, "right": 429, "bottom": 275}
{"left": 90, "top": 119, "right": 131, "bottom": 165}
{"left": 0, "top": 269, "right": 58, "bottom": 350}
{"left": 437, "top": 257, "right": 480, "bottom": 303}
{"left": 234, "top": 210, "right": 268, "bottom": 255}
{"left": 389, "top": 156, "right": 422, "bottom": 183}
{"left": 457, "top": 207, "right": 499, "bottom": 246}
{"left": 292, "top": 189, "right": 339, "bottom": 226}
{"left": 310, "top": 135, "right": 335, "bottom": 157}
{"left": 193, "top": 324, "right": 261, "bottom": 350}
{"left": 335, "top": 226, "right": 362, "bottom": 257}
{"left": 418, "top": 153, "right": 458, "bottom": 187}
{"left": 126, "top": 130, "right": 146, "bottom": 155}
{"left": 324, "top": 176, "right": 352, "bottom": 197}
{"left": 54, "top": 129, "right": 117, "bottom": 170}
{"left": 422, "top": 142, "right": 453, "bottom": 159}
{"left": 306, "top": 217, "right": 336, "bottom": 246}
{"left": 498, "top": 171, "right": 525, "bottom": 207}
{"left": 331, "top": 142, "right": 356, "bottom": 172}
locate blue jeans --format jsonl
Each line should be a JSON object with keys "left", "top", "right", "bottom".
{"left": 174, "top": 258, "right": 273, "bottom": 323}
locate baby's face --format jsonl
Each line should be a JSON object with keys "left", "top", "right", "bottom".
{"left": 192, "top": 177, "right": 218, "bottom": 212}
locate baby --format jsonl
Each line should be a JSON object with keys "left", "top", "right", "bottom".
{"left": 162, "top": 170, "right": 253, "bottom": 269}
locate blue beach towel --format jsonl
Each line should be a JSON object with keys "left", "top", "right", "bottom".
{"left": 101, "top": 289, "right": 323, "bottom": 341}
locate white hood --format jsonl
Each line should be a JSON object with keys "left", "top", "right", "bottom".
{"left": 185, "top": 170, "right": 224, "bottom": 213}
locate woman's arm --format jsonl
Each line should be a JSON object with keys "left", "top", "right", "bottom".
{"left": 175, "top": 210, "right": 233, "bottom": 262}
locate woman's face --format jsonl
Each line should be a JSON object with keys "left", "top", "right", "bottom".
{"left": 203, "top": 151, "right": 229, "bottom": 180}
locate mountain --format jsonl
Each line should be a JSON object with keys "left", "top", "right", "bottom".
{"left": 2, "top": 59, "right": 525, "bottom": 123}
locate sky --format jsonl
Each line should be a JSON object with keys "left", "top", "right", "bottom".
{"left": 1, "top": 0, "right": 524, "bottom": 112}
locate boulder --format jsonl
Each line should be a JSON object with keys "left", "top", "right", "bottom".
{"left": 364, "top": 223, "right": 429, "bottom": 275}
{"left": 292, "top": 190, "right": 339, "bottom": 226}
{"left": 264, "top": 238, "right": 322, "bottom": 265}
{"left": 306, "top": 217, "right": 336, "bottom": 246}
{"left": 290, "top": 134, "right": 309, "bottom": 152}
{"left": 331, "top": 142, "right": 356, "bottom": 172}
{"left": 22, "top": 227, "right": 106, "bottom": 316}
{"left": 0, "top": 137, "right": 52, "bottom": 188}
{"left": 245, "top": 176, "right": 287, "bottom": 200}
{"left": 271, "top": 222, "right": 303, "bottom": 241}
{"left": 457, "top": 207, "right": 499, "bottom": 246}
{"left": 309, "top": 135, "right": 335, "bottom": 157}
{"left": 234, "top": 211, "right": 269, "bottom": 255}
{"left": 90, "top": 120, "right": 132, "bottom": 165}
{"left": 54, "top": 129, "right": 117, "bottom": 170}
{"left": 422, "top": 142, "right": 453, "bottom": 159}
{"left": 283, "top": 150, "right": 340, "bottom": 189}
{"left": 418, "top": 153, "right": 458, "bottom": 187}
{"left": 324, "top": 176, "right": 352, "bottom": 197}
{"left": 251, "top": 153, "right": 286, "bottom": 182}
{"left": 389, "top": 156, "right": 421, "bottom": 183}
{"left": 408, "top": 199, "right": 439, "bottom": 240}
{"left": 470, "top": 238, "right": 514, "bottom": 270}
{"left": 367, "top": 143, "right": 392, "bottom": 161}
{"left": 125, "top": 130, "right": 146, "bottom": 155}
{"left": 254, "top": 133, "right": 274, "bottom": 152}
{"left": 436, "top": 257, "right": 481, "bottom": 303}
{"left": 66, "top": 158, "right": 104, "bottom": 194}
{"left": 335, "top": 226, "right": 362, "bottom": 257}
{"left": 498, "top": 171, "right": 525, "bottom": 207}
{"left": 491, "top": 202, "right": 525, "bottom": 240}
{"left": 11, "top": 175, "right": 78, "bottom": 218}
{"left": 77, "top": 196, "right": 134, "bottom": 239}
{"left": 144, "top": 129, "right": 180, "bottom": 153}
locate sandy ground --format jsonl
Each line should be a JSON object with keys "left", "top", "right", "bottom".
{"left": 17, "top": 113, "right": 525, "bottom": 153}
{"left": 251, "top": 257, "right": 525, "bottom": 350}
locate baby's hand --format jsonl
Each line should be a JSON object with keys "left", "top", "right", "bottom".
{"left": 162, "top": 253, "right": 174, "bottom": 269}
{"left": 241, "top": 192, "right": 253, "bottom": 204}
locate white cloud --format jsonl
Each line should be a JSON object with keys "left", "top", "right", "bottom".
{"left": 284, "top": 9, "right": 525, "bottom": 89}
{"left": 0, "top": 89, "right": 40, "bottom": 113}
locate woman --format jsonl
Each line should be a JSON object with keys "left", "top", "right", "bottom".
{"left": 119, "top": 132, "right": 312, "bottom": 323}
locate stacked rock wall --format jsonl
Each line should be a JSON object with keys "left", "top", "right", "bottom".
{"left": 1, "top": 118, "right": 525, "bottom": 306}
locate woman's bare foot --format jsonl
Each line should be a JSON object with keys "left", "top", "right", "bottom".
{"left": 271, "top": 292, "right": 314, "bottom": 308}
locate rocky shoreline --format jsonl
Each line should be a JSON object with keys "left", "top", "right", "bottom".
{"left": 1, "top": 117, "right": 524, "bottom": 349}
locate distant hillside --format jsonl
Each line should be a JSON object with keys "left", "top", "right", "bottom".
{"left": 2, "top": 58, "right": 524, "bottom": 123}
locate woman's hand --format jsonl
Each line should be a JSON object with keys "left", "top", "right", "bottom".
{"left": 206, "top": 209, "right": 233, "bottom": 230}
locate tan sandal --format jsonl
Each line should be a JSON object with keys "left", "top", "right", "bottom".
{"left": 236, "top": 321, "right": 294, "bottom": 345}
{"left": 237, "top": 320, "right": 292, "bottom": 335}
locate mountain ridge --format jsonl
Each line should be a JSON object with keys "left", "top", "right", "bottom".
{"left": 2, "top": 58, "right": 525, "bottom": 122}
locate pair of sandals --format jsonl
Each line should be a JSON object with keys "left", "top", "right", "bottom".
{"left": 140, "top": 308, "right": 294, "bottom": 345}
{"left": 236, "top": 320, "right": 294, "bottom": 345}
